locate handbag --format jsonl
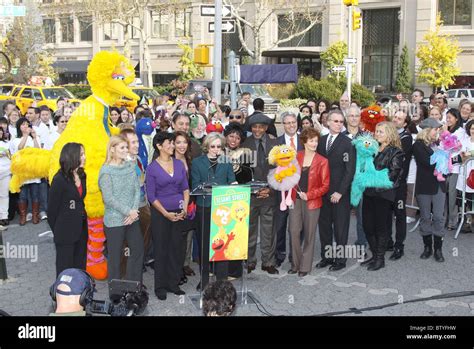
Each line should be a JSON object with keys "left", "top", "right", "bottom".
{"left": 467, "top": 170, "right": 474, "bottom": 189}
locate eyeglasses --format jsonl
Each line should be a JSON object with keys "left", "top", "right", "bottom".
{"left": 331, "top": 119, "right": 345, "bottom": 123}
{"left": 60, "top": 120, "right": 68, "bottom": 124}
{"left": 210, "top": 145, "right": 222, "bottom": 149}
{"left": 229, "top": 114, "right": 242, "bottom": 120}
{"left": 283, "top": 121, "right": 297, "bottom": 125}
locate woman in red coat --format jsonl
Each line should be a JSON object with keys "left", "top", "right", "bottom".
{"left": 288, "top": 127, "right": 330, "bottom": 277}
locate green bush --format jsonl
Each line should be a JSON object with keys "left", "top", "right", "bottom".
{"left": 267, "top": 83, "right": 295, "bottom": 100}
{"left": 64, "top": 85, "right": 92, "bottom": 99}
{"left": 153, "top": 84, "right": 173, "bottom": 95}
{"left": 280, "top": 98, "right": 308, "bottom": 108}
{"left": 351, "top": 83, "right": 376, "bottom": 108}
{"left": 290, "top": 76, "right": 375, "bottom": 106}
{"left": 291, "top": 76, "right": 342, "bottom": 102}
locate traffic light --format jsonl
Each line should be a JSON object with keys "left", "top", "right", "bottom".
{"left": 352, "top": 9, "right": 362, "bottom": 30}
{"left": 343, "top": 0, "right": 358, "bottom": 6}
{"left": 194, "top": 45, "right": 210, "bottom": 65}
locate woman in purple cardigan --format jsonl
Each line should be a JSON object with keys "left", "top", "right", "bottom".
{"left": 146, "top": 132, "right": 190, "bottom": 301}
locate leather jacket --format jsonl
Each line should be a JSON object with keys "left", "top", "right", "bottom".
{"left": 365, "top": 145, "right": 405, "bottom": 200}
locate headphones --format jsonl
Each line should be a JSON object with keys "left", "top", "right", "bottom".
{"left": 50, "top": 269, "right": 96, "bottom": 308}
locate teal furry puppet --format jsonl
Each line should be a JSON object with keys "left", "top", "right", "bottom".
{"left": 350, "top": 134, "right": 393, "bottom": 206}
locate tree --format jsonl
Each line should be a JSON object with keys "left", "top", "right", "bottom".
{"left": 320, "top": 40, "right": 347, "bottom": 80}
{"left": 395, "top": 45, "right": 412, "bottom": 94}
{"left": 177, "top": 41, "right": 204, "bottom": 81}
{"left": 6, "top": 0, "right": 58, "bottom": 83}
{"left": 224, "top": 0, "right": 327, "bottom": 64}
{"left": 416, "top": 14, "right": 462, "bottom": 91}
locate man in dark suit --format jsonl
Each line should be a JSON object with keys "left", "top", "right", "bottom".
{"left": 242, "top": 114, "right": 279, "bottom": 274}
{"left": 274, "top": 111, "right": 304, "bottom": 266}
{"left": 316, "top": 109, "right": 356, "bottom": 271}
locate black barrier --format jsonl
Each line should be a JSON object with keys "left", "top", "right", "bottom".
{"left": 0, "top": 230, "right": 7, "bottom": 280}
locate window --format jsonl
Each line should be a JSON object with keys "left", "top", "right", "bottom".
{"left": 79, "top": 16, "right": 92, "bottom": 42}
{"left": 448, "top": 90, "right": 457, "bottom": 98}
{"left": 43, "top": 18, "right": 56, "bottom": 44}
{"left": 152, "top": 12, "right": 169, "bottom": 38}
{"left": 277, "top": 14, "right": 322, "bottom": 47}
{"left": 32, "top": 89, "right": 43, "bottom": 101}
{"left": 439, "top": 0, "right": 472, "bottom": 26}
{"left": 175, "top": 10, "right": 191, "bottom": 37}
{"left": 103, "top": 22, "right": 119, "bottom": 40}
{"left": 60, "top": 17, "right": 74, "bottom": 43}
{"left": 21, "top": 88, "right": 32, "bottom": 99}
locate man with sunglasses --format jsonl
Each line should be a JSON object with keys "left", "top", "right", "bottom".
{"left": 316, "top": 109, "right": 356, "bottom": 271}
{"left": 228, "top": 109, "right": 245, "bottom": 125}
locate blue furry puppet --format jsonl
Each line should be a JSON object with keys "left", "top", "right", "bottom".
{"left": 350, "top": 134, "right": 393, "bottom": 206}
{"left": 136, "top": 117, "right": 156, "bottom": 170}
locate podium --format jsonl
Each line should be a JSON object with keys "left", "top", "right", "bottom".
{"left": 188, "top": 182, "right": 266, "bottom": 311}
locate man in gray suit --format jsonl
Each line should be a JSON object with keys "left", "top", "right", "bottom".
{"left": 242, "top": 114, "right": 279, "bottom": 274}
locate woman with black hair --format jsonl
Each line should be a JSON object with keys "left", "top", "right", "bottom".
{"left": 146, "top": 131, "right": 190, "bottom": 300}
{"left": 44, "top": 114, "right": 68, "bottom": 150}
{"left": 10, "top": 117, "right": 41, "bottom": 225}
{"left": 445, "top": 108, "right": 467, "bottom": 230}
{"left": 109, "top": 107, "right": 121, "bottom": 126}
{"left": 47, "top": 143, "right": 87, "bottom": 276}
{"left": 224, "top": 123, "right": 252, "bottom": 184}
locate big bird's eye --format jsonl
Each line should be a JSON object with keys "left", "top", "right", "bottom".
{"left": 112, "top": 74, "right": 125, "bottom": 80}
{"left": 282, "top": 149, "right": 289, "bottom": 153}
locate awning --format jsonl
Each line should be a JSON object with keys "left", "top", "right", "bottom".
{"left": 52, "top": 60, "right": 90, "bottom": 73}
{"left": 262, "top": 47, "right": 322, "bottom": 58}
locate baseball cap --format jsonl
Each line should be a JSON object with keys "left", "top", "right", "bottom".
{"left": 53, "top": 268, "right": 95, "bottom": 296}
{"left": 420, "top": 118, "right": 443, "bottom": 129}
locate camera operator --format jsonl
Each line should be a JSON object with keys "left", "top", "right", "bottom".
{"left": 49, "top": 268, "right": 95, "bottom": 316}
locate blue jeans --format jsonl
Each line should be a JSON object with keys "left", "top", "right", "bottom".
{"left": 39, "top": 179, "right": 48, "bottom": 212}
{"left": 354, "top": 199, "right": 367, "bottom": 247}
{"left": 19, "top": 183, "right": 40, "bottom": 204}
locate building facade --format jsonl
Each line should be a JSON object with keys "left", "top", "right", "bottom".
{"left": 21, "top": 0, "right": 474, "bottom": 93}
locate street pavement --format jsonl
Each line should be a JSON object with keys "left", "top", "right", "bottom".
{"left": 1, "top": 212, "right": 473, "bottom": 317}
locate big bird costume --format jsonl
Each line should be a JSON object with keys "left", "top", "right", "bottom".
{"left": 10, "top": 51, "right": 139, "bottom": 280}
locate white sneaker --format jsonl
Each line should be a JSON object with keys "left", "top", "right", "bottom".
{"left": 406, "top": 217, "right": 416, "bottom": 224}
{"left": 0, "top": 225, "right": 7, "bottom": 231}
{"left": 26, "top": 213, "right": 32, "bottom": 222}
{"left": 40, "top": 211, "right": 48, "bottom": 220}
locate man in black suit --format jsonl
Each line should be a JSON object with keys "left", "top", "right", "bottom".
{"left": 274, "top": 111, "right": 304, "bottom": 266}
{"left": 316, "top": 109, "right": 356, "bottom": 271}
{"left": 242, "top": 114, "right": 279, "bottom": 274}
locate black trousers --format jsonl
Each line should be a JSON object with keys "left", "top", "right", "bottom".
{"left": 363, "top": 194, "right": 392, "bottom": 258}
{"left": 387, "top": 182, "right": 407, "bottom": 249}
{"left": 318, "top": 194, "right": 351, "bottom": 264}
{"left": 196, "top": 206, "right": 228, "bottom": 290}
{"left": 55, "top": 219, "right": 88, "bottom": 277}
{"left": 274, "top": 207, "right": 289, "bottom": 263}
{"left": 151, "top": 208, "right": 184, "bottom": 292}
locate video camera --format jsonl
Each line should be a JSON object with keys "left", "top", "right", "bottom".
{"left": 87, "top": 279, "right": 149, "bottom": 317}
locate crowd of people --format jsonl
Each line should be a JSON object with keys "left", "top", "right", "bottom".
{"left": 2, "top": 86, "right": 474, "bottom": 303}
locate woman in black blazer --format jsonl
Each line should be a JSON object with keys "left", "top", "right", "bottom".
{"left": 412, "top": 118, "right": 446, "bottom": 262}
{"left": 48, "top": 143, "right": 88, "bottom": 276}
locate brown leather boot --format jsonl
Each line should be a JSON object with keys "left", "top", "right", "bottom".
{"left": 18, "top": 202, "right": 27, "bottom": 226}
{"left": 32, "top": 202, "right": 40, "bottom": 224}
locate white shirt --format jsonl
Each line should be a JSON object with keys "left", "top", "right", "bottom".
{"left": 8, "top": 125, "right": 16, "bottom": 139}
{"left": 32, "top": 122, "right": 50, "bottom": 148}
{"left": 10, "top": 137, "right": 41, "bottom": 184}
{"left": 44, "top": 130, "right": 61, "bottom": 150}
{"left": 0, "top": 140, "right": 10, "bottom": 179}
{"left": 457, "top": 137, "right": 474, "bottom": 193}
{"left": 284, "top": 133, "right": 299, "bottom": 150}
{"left": 451, "top": 127, "right": 467, "bottom": 175}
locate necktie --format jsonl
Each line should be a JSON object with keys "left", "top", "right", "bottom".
{"left": 290, "top": 136, "right": 295, "bottom": 150}
{"left": 327, "top": 135, "right": 333, "bottom": 152}
{"left": 258, "top": 139, "right": 265, "bottom": 167}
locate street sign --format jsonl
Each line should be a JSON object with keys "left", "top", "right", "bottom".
{"left": 344, "top": 57, "right": 357, "bottom": 64}
{"left": 200, "top": 4, "right": 232, "bottom": 18}
{"left": 209, "top": 20, "right": 235, "bottom": 33}
{"left": 332, "top": 66, "right": 346, "bottom": 72}
{"left": 0, "top": 5, "right": 26, "bottom": 17}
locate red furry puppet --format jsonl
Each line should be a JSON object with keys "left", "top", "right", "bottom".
{"left": 360, "top": 105, "right": 385, "bottom": 134}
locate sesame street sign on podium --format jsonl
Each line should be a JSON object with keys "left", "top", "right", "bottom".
{"left": 209, "top": 186, "right": 250, "bottom": 262}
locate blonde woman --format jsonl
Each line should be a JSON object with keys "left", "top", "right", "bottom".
{"left": 98, "top": 135, "right": 144, "bottom": 283}
{"left": 412, "top": 118, "right": 446, "bottom": 262}
{"left": 361, "top": 121, "right": 404, "bottom": 271}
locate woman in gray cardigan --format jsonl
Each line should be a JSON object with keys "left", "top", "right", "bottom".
{"left": 99, "top": 135, "right": 144, "bottom": 284}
